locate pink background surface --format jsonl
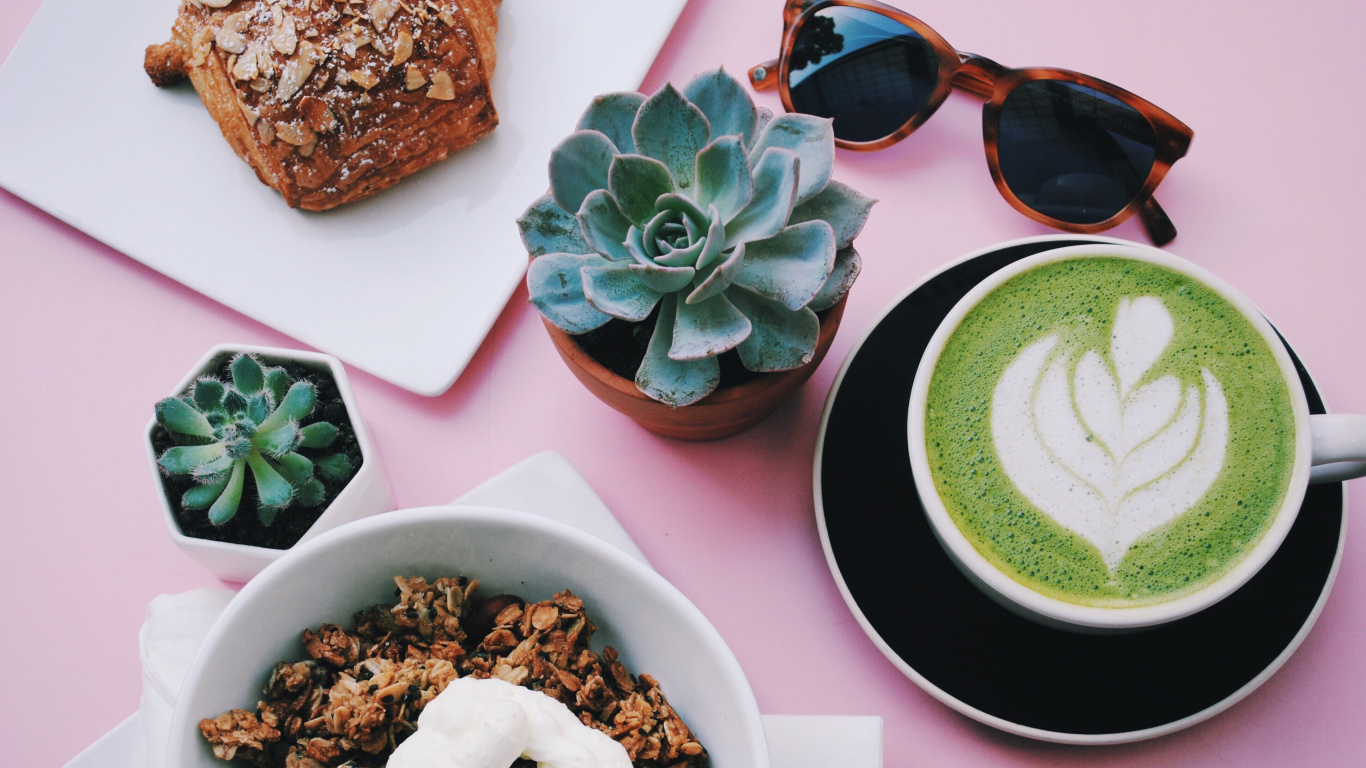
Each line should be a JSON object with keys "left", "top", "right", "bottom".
{"left": 3, "top": 0, "right": 1366, "bottom": 765}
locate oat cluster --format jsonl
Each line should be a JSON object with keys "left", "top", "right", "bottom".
{"left": 200, "top": 576, "right": 707, "bottom": 768}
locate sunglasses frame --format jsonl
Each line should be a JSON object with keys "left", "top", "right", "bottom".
{"left": 748, "top": 0, "right": 1193, "bottom": 245}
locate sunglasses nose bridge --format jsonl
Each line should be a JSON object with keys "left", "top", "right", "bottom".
{"left": 950, "top": 53, "right": 1007, "bottom": 98}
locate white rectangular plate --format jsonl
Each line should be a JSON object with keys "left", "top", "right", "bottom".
{"left": 0, "top": 0, "right": 685, "bottom": 395}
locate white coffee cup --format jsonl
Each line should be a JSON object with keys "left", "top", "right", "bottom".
{"left": 907, "top": 243, "right": 1366, "bottom": 633}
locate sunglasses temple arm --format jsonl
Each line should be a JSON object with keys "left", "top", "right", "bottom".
{"left": 1139, "top": 196, "right": 1177, "bottom": 246}
{"left": 748, "top": 59, "right": 781, "bottom": 91}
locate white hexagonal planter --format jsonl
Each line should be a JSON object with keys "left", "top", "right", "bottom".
{"left": 146, "top": 343, "right": 394, "bottom": 582}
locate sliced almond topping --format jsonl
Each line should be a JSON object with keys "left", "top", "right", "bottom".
{"left": 277, "top": 40, "right": 323, "bottom": 102}
{"left": 299, "top": 96, "right": 338, "bottom": 133}
{"left": 202, "top": 0, "right": 233, "bottom": 7}
{"left": 271, "top": 13, "right": 298, "bottom": 56}
{"left": 426, "top": 70, "right": 454, "bottom": 100}
{"left": 349, "top": 69, "right": 380, "bottom": 89}
{"left": 249, "top": 77, "right": 271, "bottom": 92}
{"left": 215, "top": 12, "right": 249, "bottom": 55}
{"left": 273, "top": 121, "right": 316, "bottom": 146}
{"left": 336, "top": 69, "right": 353, "bottom": 85}
{"left": 256, "top": 42, "right": 277, "bottom": 79}
{"left": 438, "top": 9, "right": 456, "bottom": 26}
{"left": 391, "top": 29, "right": 413, "bottom": 66}
{"left": 403, "top": 64, "right": 426, "bottom": 91}
{"left": 298, "top": 136, "right": 319, "bottom": 157}
{"left": 257, "top": 120, "right": 276, "bottom": 143}
{"left": 239, "top": 101, "right": 260, "bottom": 126}
{"left": 231, "top": 42, "right": 261, "bottom": 81}
{"left": 369, "top": 0, "right": 396, "bottom": 32}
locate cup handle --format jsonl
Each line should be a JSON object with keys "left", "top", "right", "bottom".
{"left": 1310, "top": 414, "right": 1366, "bottom": 484}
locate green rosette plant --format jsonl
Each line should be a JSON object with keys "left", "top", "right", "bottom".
{"left": 519, "top": 68, "right": 875, "bottom": 407}
{"left": 153, "top": 353, "right": 353, "bottom": 527}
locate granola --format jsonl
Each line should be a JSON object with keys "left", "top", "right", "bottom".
{"left": 200, "top": 576, "right": 707, "bottom": 768}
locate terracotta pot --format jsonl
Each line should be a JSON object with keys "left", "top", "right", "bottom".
{"left": 544, "top": 298, "right": 847, "bottom": 440}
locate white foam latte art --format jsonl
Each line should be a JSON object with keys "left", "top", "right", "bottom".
{"left": 990, "top": 297, "right": 1229, "bottom": 570}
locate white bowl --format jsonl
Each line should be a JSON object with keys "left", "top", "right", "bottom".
{"left": 167, "top": 506, "right": 768, "bottom": 767}
{"left": 146, "top": 343, "right": 394, "bottom": 583}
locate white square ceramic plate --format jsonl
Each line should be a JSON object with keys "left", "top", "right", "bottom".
{"left": 0, "top": 0, "right": 686, "bottom": 395}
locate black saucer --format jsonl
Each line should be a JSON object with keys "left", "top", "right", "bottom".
{"left": 814, "top": 236, "right": 1346, "bottom": 743}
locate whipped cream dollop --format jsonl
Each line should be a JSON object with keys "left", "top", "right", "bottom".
{"left": 387, "top": 676, "right": 632, "bottom": 768}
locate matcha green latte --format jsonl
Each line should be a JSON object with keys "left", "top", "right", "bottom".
{"left": 922, "top": 255, "right": 1297, "bottom": 609}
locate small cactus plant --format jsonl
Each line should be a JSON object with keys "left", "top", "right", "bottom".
{"left": 520, "top": 68, "right": 875, "bottom": 407}
{"left": 154, "top": 353, "right": 354, "bottom": 527}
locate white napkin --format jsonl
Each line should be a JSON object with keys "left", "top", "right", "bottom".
{"left": 131, "top": 452, "right": 882, "bottom": 768}
{"left": 131, "top": 588, "right": 237, "bottom": 768}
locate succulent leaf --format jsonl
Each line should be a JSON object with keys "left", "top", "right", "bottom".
{"left": 254, "top": 421, "right": 301, "bottom": 457}
{"left": 577, "top": 190, "right": 634, "bottom": 261}
{"left": 694, "top": 207, "right": 727, "bottom": 270}
{"left": 247, "top": 451, "right": 294, "bottom": 512}
{"left": 258, "top": 382, "right": 317, "bottom": 433}
{"left": 223, "top": 389, "right": 248, "bottom": 415}
{"left": 193, "top": 378, "right": 226, "bottom": 412}
{"left": 695, "top": 136, "right": 753, "bottom": 223}
{"left": 808, "top": 246, "right": 863, "bottom": 312}
{"left": 316, "top": 453, "right": 353, "bottom": 482}
{"left": 526, "top": 252, "right": 615, "bottom": 334}
{"left": 298, "top": 421, "right": 339, "bottom": 448}
{"left": 755, "top": 106, "right": 775, "bottom": 138}
{"left": 273, "top": 451, "right": 314, "bottom": 484}
{"left": 732, "top": 220, "right": 836, "bottom": 311}
{"left": 518, "top": 193, "right": 594, "bottom": 257}
{"left": 608, "top": 154, "right": 675, "bottom": 227}
{"left": 297, "top": 478, "right": 326, "bottom": 507}
{"left": 182, "top": 476, "right": 228, "bottom": 510}
{"left": 749, "top": 113, "right": 835, "bottom": 204}
{"left": 670, "top": 292, "right": 752, "bottom": 361}
{"left": 264, "top": 367, "right": 292, "bottom": 404}
{"left": 682, "top": 68, "right": 758, "bottom": 149}
{"left": 577, "top": 92, "right": 645, "bottom": 154}
{"left": 156, "top": 397, "right": 214, "bottom": 438}
{"left": 631, "top": 83, "right": 711, "bottom": 192}
{"left": 247, "top": 394, "right": 271, "bottom": 425}
{"left": 193, "top": 454, "right": 236, "bottom": 480}
{"left": 788, "top": 180, "right": 877, "bottom": 250}
{"left": 686, "top": 242, "right": 746, "bottom": 305}
{"left": 581, "top": 264, "right": 665, "bottom": 321}
{"left": 723, "top": 147, "right": 800, "bottom": 250}
{"left": 207, "top": 459, "right": 246, "bottom": 525}
{"left": 635, "top": 295, "right": 720, "bottom": 407}
{"left": 159, "top": 442, "right": 229, "bottom": 474}
{"left": 549, "top": 130, "right": 619, "bottom": 214}
{"left": 230, "top": 353, "right": 266, "bottom": 395}
{"left": 727, "top": 287, "right": 821, "bottom": 372}
{"left": 628, "top": 262, "right": 696, "bottom": 294}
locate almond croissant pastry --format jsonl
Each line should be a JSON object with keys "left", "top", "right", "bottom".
{"left": 145, "top": 0, "right": 500, "bottom": 211}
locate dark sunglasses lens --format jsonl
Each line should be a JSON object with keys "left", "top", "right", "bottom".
{"left": 996, "top": 80, "right": 1158, "bottom": 224}
{"left": 787, "top": 7, "right": 939, "bottom": 143}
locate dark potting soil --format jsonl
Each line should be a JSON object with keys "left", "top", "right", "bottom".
{"left": 150, "top": 356, "right": 363, "bottom": 551}
{"left": 573, "top": 303, "right": 830, "bottom": 391}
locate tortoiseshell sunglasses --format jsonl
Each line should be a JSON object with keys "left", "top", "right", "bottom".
{"left": 748, "top": 1, "right": 1193, "bottom": 245}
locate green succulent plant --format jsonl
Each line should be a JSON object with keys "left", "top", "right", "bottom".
{"left": 520, "top": 68, "right": 875, "bottom": 407}
{"left": 154, "top": 354, "right": 354, "bottom": 527}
